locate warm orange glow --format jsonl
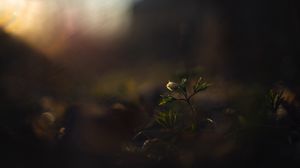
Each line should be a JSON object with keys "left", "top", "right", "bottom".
{"left": 0, "top": 0, "right": 133, "bottom": 57}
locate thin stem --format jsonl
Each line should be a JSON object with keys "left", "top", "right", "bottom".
{"left": 187, "top": 99, "right": 197, "bottom": 117}
{"left": 175, "top": 98, "right": 186, "bottom": 101}
{"left": 187, "top": 91, "right": 197, "bottom": 101}
{"left": 186, "top": 97, "right": 198, "bottom": 129}
{"left": 177, "top": 87, "right": 198, "bottom": 126}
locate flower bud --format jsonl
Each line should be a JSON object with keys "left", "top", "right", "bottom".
{"left": 166, "top": 81, "right": 178, "bottom": 91}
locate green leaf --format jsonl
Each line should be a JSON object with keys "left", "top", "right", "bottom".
{"left": 193, "top": 77, "right": 210, "bottom": 93}
{"left": 179, "top": 78, "right": 188, "bottom": 93}
{"left": 268, "top": 89, "right": 283, "bottom": 112}
{"left": 155, "top": 111, "right": 178, "bottom": 129}
{"left": 180, "top": 78, "right": 187, "bottom": 87}
{"left": 159, "top": 95, "right": 175, "bottom": 106}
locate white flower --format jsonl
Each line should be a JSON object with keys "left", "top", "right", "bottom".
{"left": 166, "top": 81, "right": 178, "bottom": 91}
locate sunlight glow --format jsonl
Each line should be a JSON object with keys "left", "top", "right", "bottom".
{"left": 0, "top": 0, "right": 133, "bottom": 56}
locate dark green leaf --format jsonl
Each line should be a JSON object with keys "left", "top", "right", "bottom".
{"left": 193, "top": 78, "right": 210, "bottom": 92}
{"left": 159, "top": 95, "right": 175, "bottom": 106}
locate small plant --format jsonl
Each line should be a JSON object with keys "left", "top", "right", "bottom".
{"left": 128, "top": 76, "right": 212, "bottom": 161}
{"left": 159, "top": 77, "right": 211, "bottom": 130}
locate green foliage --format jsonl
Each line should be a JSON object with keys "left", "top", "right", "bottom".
{"left": 159, "top": 95, "right": 175, "bottom": 106}
{"left": 179, "top": 78, "right": 188, "bottom": 92}
{"left": 129, "top": 75, "right": 213, "bottom": 160}
{"left": 267, "top": 89, "right": 284, "bottom": 112}
{"left": 126, "top": 72, "right": 300, "bottom": 165}
{"left": 159, "top": 76, "right": 213, "bottom": 128}
{"left": 193, "top": 77, "right": 211, "bottom": 93}
{"left": 160, "top": 76, "right": 210, "bottom": 105}
{"left": 155, "top": 111, "right": 178, "bottom": 129}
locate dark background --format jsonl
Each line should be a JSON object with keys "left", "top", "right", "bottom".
{"left": 1, "top": 0, "right": 300, "bottom": 167}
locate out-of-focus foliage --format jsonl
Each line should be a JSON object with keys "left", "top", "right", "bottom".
{"left": 159, "top": 95, "right": 175, "bottom": 106}
{"left": 193, "top": 77, "right": 210, "bottom": 93}
{"left": 155, "top": 111, "right": 178, "bottom": 129}
{"left": 267, "top": 89, "right": 284, "bottom": 113}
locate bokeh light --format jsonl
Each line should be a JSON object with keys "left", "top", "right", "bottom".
{"left": 0, "top": 0, "right": 133, "bottom": 56}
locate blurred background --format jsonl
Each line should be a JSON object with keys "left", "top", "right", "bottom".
{"left": 1, "top": 0, "right": 300, "bottom": 167}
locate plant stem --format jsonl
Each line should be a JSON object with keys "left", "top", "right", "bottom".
{"left": 187, "top": 91, "right": 197, "bottom": 100}
{"left": 186, "top": 97, "right": 198, "bottom": 128}
{"left": 187, "top": 99, "right": 196, "bottom": 116}
{"left": 178, "top": 88, "right": 198, "bottom": 128}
